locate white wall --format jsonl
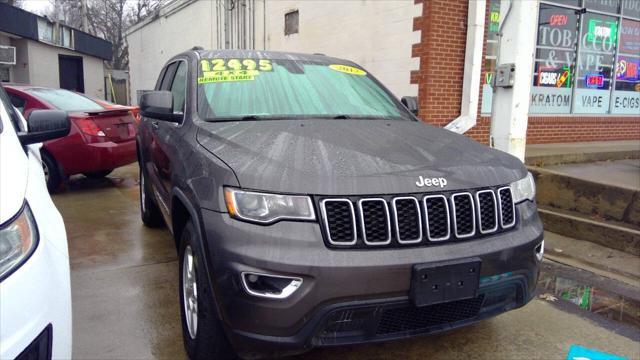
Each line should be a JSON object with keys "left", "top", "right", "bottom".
{"left": 260, "top": 0, "right": 421, "bottom": 97}
{"left": 10, "top": 38, "right": 29, "bottom": 84}
{"left": 127, "top": 0, "right": 218, "bottom": 104}
{"left": 126, "top": 0, "right": 420, "bottom": 103}
{"left": 25, "top": 41, "right": 105, "bottom": 98}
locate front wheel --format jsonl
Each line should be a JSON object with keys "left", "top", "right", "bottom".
{"left": 178, "top": 221, "right": 236, "bottom": 360}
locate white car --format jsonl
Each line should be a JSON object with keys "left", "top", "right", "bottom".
{"left": 0, "top": 85, "right": 72, "bottom": 359}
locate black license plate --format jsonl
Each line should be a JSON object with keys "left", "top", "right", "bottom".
{"left": 410, "top": 258, "right": 481, "bottom": 307}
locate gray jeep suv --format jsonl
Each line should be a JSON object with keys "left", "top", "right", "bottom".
{"left": 136, "top": 49, "right": 544, "bottom": 359}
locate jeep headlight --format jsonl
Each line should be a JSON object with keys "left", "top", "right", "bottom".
{"left": 224, "top": 188, "right": 315, "bottom": 224}
{"left": 0, "top": 204, "right": 38, "bottom": 281}
{"left": 510, "top": 172, "right": 536, "bottom": 203}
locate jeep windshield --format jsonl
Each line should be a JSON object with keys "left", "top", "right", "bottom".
{"left": 197, "top": 58, "right": 412, "bottom": 121}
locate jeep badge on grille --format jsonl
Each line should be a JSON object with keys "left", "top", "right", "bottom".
{"left": 416, "top": 176, "right": 447, "bottom": 188}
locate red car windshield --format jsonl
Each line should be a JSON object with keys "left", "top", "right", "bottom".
{"left": 25, "top": 88, "right": 104, "bottom": 112}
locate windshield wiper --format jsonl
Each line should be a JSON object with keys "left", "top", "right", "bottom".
{"left": 332, "top": 115, "right": 351, "bottom": 119}
{"left": 240, "top": 115, "right": 262, "bottom": 120}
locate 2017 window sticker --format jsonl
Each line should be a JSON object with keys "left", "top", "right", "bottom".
{"left": 328, "top": 64, "right": 367, "bottom": 76}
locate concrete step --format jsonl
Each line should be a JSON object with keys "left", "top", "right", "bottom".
{"left": 539, "top": 206, "right": 640, "bottom": 256}
{"left": 525, "top": 140, "right": 640, "bottom": 166}
{"left": 530, "top": 166, "right": 640, "bottom": 227}
{"left": 543, "top": 231, "right": 640, "bottom": 288}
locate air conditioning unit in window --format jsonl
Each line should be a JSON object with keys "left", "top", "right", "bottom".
{"left": 0, "top": 46, "right": 16, "bottom": 65}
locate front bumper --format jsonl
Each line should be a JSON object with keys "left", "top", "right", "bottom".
{"left": 201, "top": 200, "right": 543, "bottom": 358}
{"left": 0, "top": 218, "right": 72, "bottom": 360}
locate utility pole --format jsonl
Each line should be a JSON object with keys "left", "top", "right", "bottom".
{"left": 81, "top": 0, "right": 89, "bottom": 32}
{"left": 489, "top": 0, "right": 539, "bottom": 162}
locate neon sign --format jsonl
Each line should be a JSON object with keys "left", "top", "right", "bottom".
{"left": 587, "top": 19, "right": 618, "bottom": 46}
{"left": 537, "top": 66, "right": 572, "bottom": 88}
{"left": 616, "top": 58, "right": 640, "bottom": 81}
{"left": 549, "top": 14, "right": 568, "bottom": 26}
{"left": 585, "top": 73, "right": 605, "bottom": 88}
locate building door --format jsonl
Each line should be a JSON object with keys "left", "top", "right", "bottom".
{"left": 58, "top": 55, "right": 84, "bottom": 92}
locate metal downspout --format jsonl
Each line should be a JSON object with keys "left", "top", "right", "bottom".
{"left": 444, "top": 0, "right": 486, "bottom": 134}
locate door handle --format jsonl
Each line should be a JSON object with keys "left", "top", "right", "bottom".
{"left": 151, "top": 121, "right": 159, "bottom": 130}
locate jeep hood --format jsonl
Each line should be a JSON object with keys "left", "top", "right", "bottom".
{"left": 196, "top": 120, "right": 526, "bottom": 195}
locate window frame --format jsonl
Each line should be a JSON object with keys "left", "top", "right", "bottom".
{"left": 169, "top": 61, "right": 188, "bottom": 118}
{"left": 157, "top": 59, "right": 189, "bottom": 125}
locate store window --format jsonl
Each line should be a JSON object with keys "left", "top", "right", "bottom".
{"left": 584, "top": 0, "right": 620, "bottom": 13}
{"left": 481, "top": 0, "right": 501, "bottom": 114}
{"left": 573, "top": 12, "right": 618, "bottom": 113}
{"left": 530, "top": 4, "right": 579, "bottom": 114}
{"left": 622, "top": 0, "right": 640, "bottom": 18}
{"left": 529, "top": 0, "right": 639, "bottom": 115}
{"left": 612, "top": 18, "right": 640, "bottom": 114}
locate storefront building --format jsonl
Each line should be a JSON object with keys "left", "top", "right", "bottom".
{"left": 127, "top": 0, "right": 638, "bottom": 145}
{"left": 413, "top": 0, "right": 639, "bottom": 144}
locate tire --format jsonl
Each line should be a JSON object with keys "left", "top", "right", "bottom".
{"left": 178, "top": 221, "right": 236, "bottom": 360}
{"left": 83, "top": 170, "right": 113, "bottom": 179}
{"left": 41, "top": 151, "right": 63, "bottom": 193}
{"left": 139, "top": 163, "right": 164, "bottom": 227}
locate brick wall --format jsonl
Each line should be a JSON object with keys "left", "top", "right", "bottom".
{"left": 411, "top": 0, "right": 640, "bottom": 145}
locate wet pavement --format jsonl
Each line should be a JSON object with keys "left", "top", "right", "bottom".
{"left": 54, "top": 164, "right": 640, "bottom": 359}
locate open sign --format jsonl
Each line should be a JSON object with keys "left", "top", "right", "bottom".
{"left": 549, "top": 14, "right": 568, "bottom": 26}
{"left": 585, "top": 73, "right": 605, "bottom": 88}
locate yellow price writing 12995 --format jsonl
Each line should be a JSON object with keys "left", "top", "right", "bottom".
{"left": 200, "top": 58, "right": 273, "bottom": 73}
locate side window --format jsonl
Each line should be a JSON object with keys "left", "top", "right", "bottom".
{"left": 8, "top": 93, "right": 26, "bottom": 114}
{"left": 154, "top": 67, "right": 167, "bottom": 91}
{"left": 170, "top": 62, "right": 187, "bottom": 115}
{"left": 160, "top": 62, "right": 178, "bottom": 91}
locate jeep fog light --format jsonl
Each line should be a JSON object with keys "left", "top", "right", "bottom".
{"left": 224, "top": 187, "right": 315, "bottom": 224}
{"left": 241, "top": 272, "right": 302, "bottom": 299}
{"left": 510, "top": 172, "right": 536, "bottom": 203}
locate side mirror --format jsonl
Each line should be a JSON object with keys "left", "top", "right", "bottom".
{"left": 401, "top": 96, "right": 418, "bottom": 116}
{"left": 139, "top": 90, "right": 181, "bottom": 123}
{"left": 18, "top": 110, "right": 70, "bottom": 145}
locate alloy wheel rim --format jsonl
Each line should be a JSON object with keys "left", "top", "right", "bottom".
{"left": 182, "top": 245, "right": 198, "bottom": 339}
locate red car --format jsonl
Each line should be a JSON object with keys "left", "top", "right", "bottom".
{"left": 84, "top": 95, "right": 142, "bottom": 127}
{"left": 5, "top": 85, "right": 137, "bottom": 192}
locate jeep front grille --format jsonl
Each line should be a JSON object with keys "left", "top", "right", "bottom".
{"left": 452, "top": 193, "right": 475, "bottom": 238}
{"left": 424, "top": 195, "right": 450, "bottom": 241}
{"left": 319, "top": 187, "right": 516, "bottom": 248}
{"left": 358, "top": 199, "right": 391, "bottom": 245}
{"left": 476, "top": 190, "right": 498, "bottom": 233}
{"left": 320, "top": 199, "right": 357, "bottom": 245}
{"left": 498, "top": 187, "right": 516, "bottom": 228}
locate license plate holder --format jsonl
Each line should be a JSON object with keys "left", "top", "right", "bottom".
{"left": 410, "top": 258, "right": 481, "bottom": 307}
